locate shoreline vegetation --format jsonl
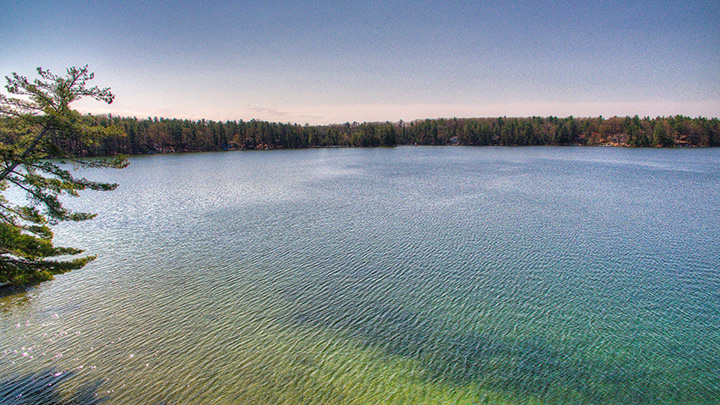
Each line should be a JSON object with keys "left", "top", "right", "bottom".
{"left": 5, "top": 114, "right": 719, "bottom": 157}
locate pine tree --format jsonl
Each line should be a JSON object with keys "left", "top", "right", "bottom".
{"left": 0, "top": 66, "right": 128, "bottom": 285}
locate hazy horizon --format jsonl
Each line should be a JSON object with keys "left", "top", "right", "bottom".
{"left": 3, "top": 0, "right": 718, "bottom": 125}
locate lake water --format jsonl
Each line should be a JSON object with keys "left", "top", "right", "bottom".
{"left": 1, "top": 146, "right": 719, "bottom": 403}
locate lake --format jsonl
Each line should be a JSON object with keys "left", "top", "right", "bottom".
{"left": 1, "top": 146, "right": 719, "bottom": 403}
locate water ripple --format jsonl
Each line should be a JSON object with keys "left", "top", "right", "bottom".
{"left": 2, "top": 147, "right": 720, "bottom": 403}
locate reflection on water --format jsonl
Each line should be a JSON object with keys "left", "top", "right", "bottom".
{"left": 1, "top": 287, "right": 34, "bottom": 313}
{"left": 1, "top": 369, "right": 107, "bottom": 404}
{"left": 1, "top": 147, "right": 720, "bottom": 403}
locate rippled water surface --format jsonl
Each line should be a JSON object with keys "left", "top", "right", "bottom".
{"left": 2, "top": 147, "right": 719, "bottom": 403}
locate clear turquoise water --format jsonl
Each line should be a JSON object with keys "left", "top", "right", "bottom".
{"left": 1, "top": 147, "right": 719, "bottom": 403}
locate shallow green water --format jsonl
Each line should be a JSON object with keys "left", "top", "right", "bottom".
{"left": 2, "top": 147, "right": 719, "bottom": 403}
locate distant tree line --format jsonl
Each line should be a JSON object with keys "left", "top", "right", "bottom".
{"left": 4, "top": 115, "right": 719, "bottom": 157}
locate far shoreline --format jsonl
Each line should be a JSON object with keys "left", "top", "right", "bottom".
{"left": 57, "top": 114, "right": 718, "bottom": 158}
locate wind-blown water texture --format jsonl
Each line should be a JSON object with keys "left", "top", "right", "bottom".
{"left": 1, "top": 147, "right": 719, "bottom": 403}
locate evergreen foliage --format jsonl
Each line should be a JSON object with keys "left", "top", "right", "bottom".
{"left": 64, "top": 114, "right": 720, "bottom": 157}
{"left": 0, "top": 66, "right": 127, "bottom": 286}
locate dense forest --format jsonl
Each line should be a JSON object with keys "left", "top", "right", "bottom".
{"left": 5, "top": 115, "right": 720, "bottom": 156}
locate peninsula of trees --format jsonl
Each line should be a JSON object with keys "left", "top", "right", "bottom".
{"left": 4, "top": 114, "right": 720, "bottom": 157}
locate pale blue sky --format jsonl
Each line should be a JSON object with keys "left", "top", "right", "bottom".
{"left": 2, "top": 0, "right": 718, "bottom": 124}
